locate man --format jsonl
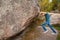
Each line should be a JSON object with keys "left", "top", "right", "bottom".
{"left": 41, "top": 12, "right": 56, "bottom": 34}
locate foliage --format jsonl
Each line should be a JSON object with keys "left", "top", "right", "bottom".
{"left": 38, "top": 0, "right": 60, "bottom": 12}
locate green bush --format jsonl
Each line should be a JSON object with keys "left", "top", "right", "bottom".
{"left": 38, "top": 0, "right": 60, "bottom": 12}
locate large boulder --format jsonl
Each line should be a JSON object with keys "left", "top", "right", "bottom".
{"left": 0, "top": 0, "right": 39, "bottom": 39}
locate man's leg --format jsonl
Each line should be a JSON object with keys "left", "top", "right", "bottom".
{"left": 41, "top": 22, "right": 47, "bottom": 31}
{"left": 48, "top": 24, "right": 56, "bottom": 33}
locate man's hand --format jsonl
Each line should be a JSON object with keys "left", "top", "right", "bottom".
{"left": 40, "top": 13, "right": 45, "bottom": 16}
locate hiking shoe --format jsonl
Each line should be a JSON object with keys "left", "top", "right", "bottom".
{"left": 44, "top": 30, "right": 48, "bottom": 33}
{"left": 51, "top": 33, "right": 57, "bottom": 35}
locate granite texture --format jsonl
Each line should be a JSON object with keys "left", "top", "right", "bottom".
{"left": 0, "top": 0, "right": 39, "bottom": 39}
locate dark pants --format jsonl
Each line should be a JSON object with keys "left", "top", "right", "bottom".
{"left": 41, "top": 22, "right": 56, "bottom": 33}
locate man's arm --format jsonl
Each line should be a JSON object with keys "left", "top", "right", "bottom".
{"left": 40, "top": 12, "right": 53, "bottom": 16}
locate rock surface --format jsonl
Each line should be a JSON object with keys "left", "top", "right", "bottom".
{"left": 0, "top": 0, "right": 39, "bottom": 39}
{"left": 7, "top": 26, "right": 58, "bottom": 40}
{"left": 50, "top": 14, "right": 60, "bottom": 24}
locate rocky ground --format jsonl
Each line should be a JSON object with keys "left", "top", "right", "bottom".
{"left": 7, "top": 26, "right": 58, "bottom": 40}
{"left": 6, "top": 19, "right": 58, "bottom": 40}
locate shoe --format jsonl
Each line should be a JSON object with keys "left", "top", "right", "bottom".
{"left": 44, "top": 30, "right": 48, "bottom": 33}
{"left": 51, "top": 33, "right": 57, "bottom": 35}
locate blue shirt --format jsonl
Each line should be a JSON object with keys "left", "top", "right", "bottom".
{"left": 45, "top": 13, "right": 50, "bottom": 23}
